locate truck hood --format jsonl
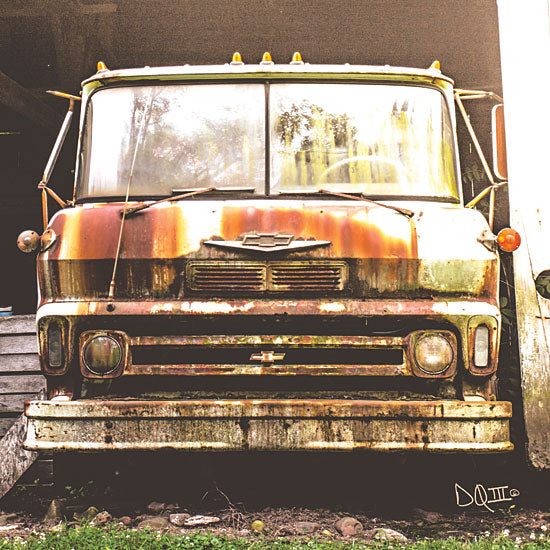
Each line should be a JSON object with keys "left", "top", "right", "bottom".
{"left": 37, "top": 200, "right": 498, "bottom": 305}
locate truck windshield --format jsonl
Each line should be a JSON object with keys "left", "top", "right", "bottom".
{"left": 77, "top": 84, "right": 266, "bottom": 199}
{"left": 76, "top": 82, "right": 458, "bottom": 201}
{"left": 271, "top": 84, "right": 457, "bottom": 199}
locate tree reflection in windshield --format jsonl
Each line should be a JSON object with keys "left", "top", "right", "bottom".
{"left": 78, "top": 84, "right": 265, "bottom": 199}
{"left": 270, "top": 84, "right": 457, "bottom": 199}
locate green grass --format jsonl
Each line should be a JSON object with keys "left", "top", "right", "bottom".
{"left": 0, "top": 527, "right": 549, "bottom": 550}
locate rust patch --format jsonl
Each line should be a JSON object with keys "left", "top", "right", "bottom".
{"left": 220, "top": 204, "right": 417, "bottom": 259}
{"left": 44, "top": 201, "right": 418, "bottom": 261}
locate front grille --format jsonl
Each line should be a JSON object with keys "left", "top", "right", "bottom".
{"left": 124, "top": 334, "right": 410, "bottom": 377}
{"left": 270, "top": 263, "right": 346, "bottom": 291}
{"left": 132, "top": 346, "right": 404, "bottom": 366}
{"left": 187, "top": 261, "right": 347, "bottom": 292}
{"left": 189, "top": 263, "right": 264, "bottom": 291}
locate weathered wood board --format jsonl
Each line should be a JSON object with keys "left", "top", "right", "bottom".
{"left": 497, "top": 0, "right": 550, "bottom": 469}
{"left": 0, "top": 316, "right": 50, "bottom": 497}
{"left": 0, "top": 335, "right": 38, "bottom": 355}
{"left": 0, "top": 354, "right": 41, "bottom": 372}
{"left": 0, "top": 316, "right": 36, "bottom": 335}
{"left": 0, "top": 375, "right": 46, "bottom": 394}
{"left": 0, "top": 394, "right": 38, "bottom": 415}
{"left": 0, "top": 315, "right": 45, "bottom": 429}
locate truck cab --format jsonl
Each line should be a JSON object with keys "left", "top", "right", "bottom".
{"left": 22, "top": 56, "right": 513, "bottom": 452}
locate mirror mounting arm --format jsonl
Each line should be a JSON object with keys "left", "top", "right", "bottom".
{"left": 455, "top": 91, "right": 502, "bottom": 231}
{"left": 38, "top": 93, "right": 81, "bottom": 231}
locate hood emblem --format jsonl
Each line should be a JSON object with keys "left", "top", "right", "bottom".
{"left": 205, "top": 233, "right": 331, "bottom": 253}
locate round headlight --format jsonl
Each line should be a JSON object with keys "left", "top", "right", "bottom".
{"left": 414, "top": 333, "right": 454, "bottom": 374}
{"left": 83, "top": 335, "right": 122, "bottom": 375}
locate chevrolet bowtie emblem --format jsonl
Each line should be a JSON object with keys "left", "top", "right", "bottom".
{"left": 250, "top": 351, "right": 286, "bottom": 363}
{"left": 205, "top": 233, "right": 330, "bottom": 253}
{"left": 242, "top": 233, "right": 293, "bottom": 247}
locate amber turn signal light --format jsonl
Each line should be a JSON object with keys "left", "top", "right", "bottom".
{"left": 17, "top": 230, "right": 40, "bottom": 253}
{"left": 496, "top": 228, "right": 521, "bottom": 252}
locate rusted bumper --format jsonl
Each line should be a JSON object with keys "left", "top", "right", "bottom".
{"left": 24, "top": 399, "right": 513, "bottom": 453}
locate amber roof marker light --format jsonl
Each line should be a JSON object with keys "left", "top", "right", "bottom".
{"left": 230, "top": 52, "right": 244, "bottom": 65}
{"left": 290, "top": 52, "right": 304, "bottom": 64}
{"left": 260, "top": 52, "right": 274, "bottom": 65}
{"left": 496, "top": 228, "right": 521, "bottom": 252}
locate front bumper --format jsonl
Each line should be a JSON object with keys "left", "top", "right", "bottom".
{"left": 24, "top": 399, "right": 513, "bottom": 453}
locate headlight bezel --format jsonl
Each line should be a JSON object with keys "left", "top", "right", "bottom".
{"left": 467, "top": 316, "right": 498, "bottom": 375}
{"left": 79, "top": 330, "right": 129, "bottom": 378}
{"left": 408, "top": 330, "right": 457, "bottom": 378}
{"left": 38, "top": 316, "right": 71, "bottom": 375}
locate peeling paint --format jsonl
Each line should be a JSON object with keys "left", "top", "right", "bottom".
{"left": 319, "top": 302, "right": 346, "bottom": 313}
{"left": 179, "top": 301, "right": 255, "bottom": 314}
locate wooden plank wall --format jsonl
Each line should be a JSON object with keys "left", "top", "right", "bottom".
{"left": 0, "top": 315, "right": 44, "bottom": 437}
{"left": 0, "top": 315, "right": 53, "bottom": 490}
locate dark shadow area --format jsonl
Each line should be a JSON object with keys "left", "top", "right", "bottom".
{"left": 22, "top": 450, "right": 540, "bottom": 514}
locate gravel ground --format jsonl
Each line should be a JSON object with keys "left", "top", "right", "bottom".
{"left": 1, "top": 501, "right": 550, "bottom": 543}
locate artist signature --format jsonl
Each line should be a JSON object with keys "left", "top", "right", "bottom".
{"left": 455, "top": 483, "right": 520, "bottom": 513}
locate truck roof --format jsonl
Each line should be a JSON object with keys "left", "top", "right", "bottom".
{"left": 82, "top": 62, "right": 454, "bottom": 87}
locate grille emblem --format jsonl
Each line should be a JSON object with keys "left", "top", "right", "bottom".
{"left": 250, "top": 350, "right": 286, "bottom": 363}
{"left": 205, "top": 233, "right": 330, "bottom": 253}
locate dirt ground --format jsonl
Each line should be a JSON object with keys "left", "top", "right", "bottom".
{"left": 1, "top": 499, "right": 550, "bottom": 542}
{"left": 1, "top": 451, "right": 550, "bottom": 542}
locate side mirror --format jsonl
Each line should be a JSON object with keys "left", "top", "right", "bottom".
{"left": 492, "top": 104, "right": 508, "bottom": 180}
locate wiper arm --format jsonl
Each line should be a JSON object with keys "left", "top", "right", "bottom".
{"left": 172, "top": 186, "right": 255, "bottom": 194}
{"left": 125, "top": 187, "right": 215, "bottom": 217}
{"left": 125, "top": 186, "right": 255, "bottom": 217}
{"left": 317, "top": 189, "right": 414, "bottom": 218}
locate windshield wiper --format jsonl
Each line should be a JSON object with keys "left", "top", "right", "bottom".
{"left": 125, "top": 186, "right": 255, "bottom": 217}
{"left": 125, "top": 185, "right": 413, "bottom": 218}
{"left": 305, "top": 189, "right": 415, "bottom": 218}
{"left": 172, "top": 187, "right": 255, "bottom": 194}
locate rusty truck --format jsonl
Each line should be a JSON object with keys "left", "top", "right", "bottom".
{"left": 17, "top": 53, "right": 520, "bottom": 453}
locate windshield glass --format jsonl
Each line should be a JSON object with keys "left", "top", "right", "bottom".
{"left": 77, "top": 84, "right": 265, "bottom": 198}
{"left": 270, "top": 84, "right": 457, "bottom": 198}
{"left": 76, "top": 81, "right": 458, "bottom": 201}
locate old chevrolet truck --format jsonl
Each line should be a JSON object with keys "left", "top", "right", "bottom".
{"left": 17, "top": 53, "right": 520, "bottom": 453}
